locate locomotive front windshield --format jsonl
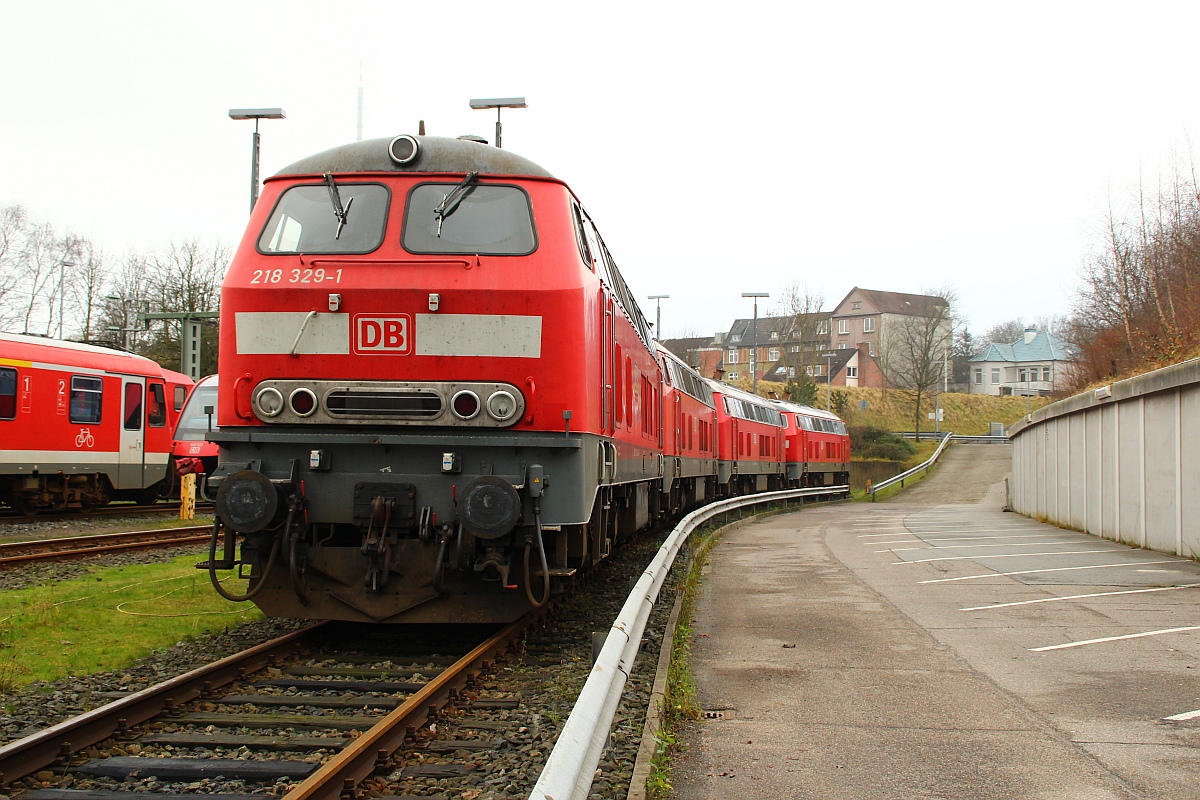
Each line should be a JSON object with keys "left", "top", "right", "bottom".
{"left": 258, "top": 184, "right": 389, "bottom": 254}
{"left": 176, "top": 383, "right": 219, "bottom": 441}
{"left": 403, "top": 183, "right": 536, "bottom": 255}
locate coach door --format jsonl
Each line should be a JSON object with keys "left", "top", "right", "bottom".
{"left": 118, "top": 376, "right": 146, "bottom": 489}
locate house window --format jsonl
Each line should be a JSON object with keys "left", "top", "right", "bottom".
{"left": 975, "top": 368, "right": 983, "bottom": 385}
{"left": 868, "top": 341, "right": 876, "bottom": 357}
{"left": 807, "top": 365, "right": 818, "bottom": 376}
{"left": 991, "top": 368, "right": 1000, "bottom": 383}
{"left": 852, "top": 301, "right": 861, "bottom": 309}
{"left": 838, "top": 319, "right": 849, "bottom": 335}
{"left": 846, "top": 366, "right": 858, "bottom": 378}
{"left": 727, "top": 349, "right": 738, "bottom": 364}
{"left": 817, "top": 320, "right": 830, "bottom": 335}
{"left": 726, "top": 372, "right": 739, "bottom": 381}
{"left": 838, "top": 342, "right": 849, "bottom": 349}
{"left": 788, "top": 367, "right": 796, "bottom": 378}
{"left": 768, "top": 347, "right": 780, "bottom": 361}
{"left": 1043, "top": 367, "right": 1051, "bottom": 381}
{"left": 863, "top": 317, "right": 875, "bottom": 332}
{"left": 790, "top": 345, "right": 800, "bottom": 353}
{"left": 769, "top": 331, "right": 778, "bottom": 340}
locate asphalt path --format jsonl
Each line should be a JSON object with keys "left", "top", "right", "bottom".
{"left": 670, "top": 444, "right": 1200, "bottom": 799}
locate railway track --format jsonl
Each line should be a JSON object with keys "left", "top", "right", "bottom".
{"left": 0, "top": 618, "right": 533, "bottom": 800}
{"left": 0, "top": 526, "right": 213, "bottom": 567}
{"left": 0, "top": 502, "right": 213, "bottom": 525}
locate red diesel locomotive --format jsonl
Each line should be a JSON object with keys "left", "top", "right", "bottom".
{"left": 203, "top": 133, "right": 849, "bottom": 624}
{"left": 773, "top": 399, "right": 852, "bottom": 488}
{"left": 170, "top": 374, "right": 220, "bottom": 477}
{"left": 0, "top": 332, "right": 193, "bottom": 513}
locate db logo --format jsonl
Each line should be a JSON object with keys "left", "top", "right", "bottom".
{"left": 353, "top": 315, "right": 411, "bottom": 354}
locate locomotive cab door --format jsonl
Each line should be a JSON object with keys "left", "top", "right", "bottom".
{"left": 118, "top": 376, "right": 146, "bottom": 489}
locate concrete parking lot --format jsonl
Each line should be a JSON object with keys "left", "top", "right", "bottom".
{"left": 671, "top": 445, "right": 1200, "bottom": 799}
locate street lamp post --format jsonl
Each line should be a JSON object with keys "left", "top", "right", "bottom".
{"left": 647, "top": 295, "right": 669, "bottom": 339}
{"left": 741, "top": 292, "right": 769, "bottom": 395}
{"left": 821, "top": 351, "right": 836, "bottom": 411}
{"left": 469, "top": 97, "right": 527, "bottom": 149}
{"left": 57, "top": 260, "right": 74, "bottom": 339}
{"left": 229, "top": 108, "right": 286, "bottom": 214}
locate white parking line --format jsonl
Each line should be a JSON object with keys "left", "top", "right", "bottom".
{"left": 911, "top": 533, "right": 1067, "bottom": 541}
{"left": 1030, "top": 626, "right": 1200, "bottom": 652}
{"left": 896, "top": 549, "right": 1115, "bottom": 564}
{"left": 960, "top": 584, "right": 1200, "bottom": 611}
{"left": 1164, "top": 709, "right": 1200, "bottom": 722}
{"left": 880, "top": 541, "right": 1086, "bottom": 553}
{"left": 917, "top": 560, "right": 1181, "bottom": 584}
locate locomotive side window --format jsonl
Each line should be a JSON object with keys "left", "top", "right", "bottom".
{"left": 403, "top": 183, "right": 536, "bottom": 255}
{"left": 0, "top": 367, "right": 15, "bottom": 420}
{"left": 572, "top": 201, "right": 592, "bottom": 268}
{"left": 147, "top": 383, "right": 167, "bottom": 427}
{"left": 69, "top": 376, "right": 103, "bottom": 424}
{"left": 124, "top": 383, "right": 143, "bottom": 431}
{"left": 258, "top": 183, "right": 389, "bottom": 254}
{"left": 174, "top": 384, "right": 187, "bottom": 411}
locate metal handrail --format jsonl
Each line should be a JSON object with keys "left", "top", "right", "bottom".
{"left": 868, "top": 431, "right": 954, "bottom": 499}
{"left": 528, "top": 484, "right": 848, "bottom": 800}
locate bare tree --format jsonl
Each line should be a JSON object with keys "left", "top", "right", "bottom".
{"left": 770, "top": 282, "right": 828, "bottom": 390}
{"left": 979, "top": 318, "right": 1027, "bottom": 350}
{"left": 1069, "top": 143, "right": 1200, "bottom": 387}
{"left": 881, "top": 286, "right": 957, "bottom": 440}
{"left": 71, "top": 240, "right": 109, "bottom": 341}
{"left": 18, "top": 222, "right": 65, "bottom": 335}
{"left": 0, "top": 204, "right": 28, "bottom": 331}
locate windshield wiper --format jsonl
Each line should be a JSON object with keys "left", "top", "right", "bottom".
{"left": 323, "top": 172, "right": 353, "bottom": 239}
{"left": 433, "top": 171, "right": 479, "bottom": 237}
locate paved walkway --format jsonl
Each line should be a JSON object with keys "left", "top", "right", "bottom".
{"left": 670, "top": 445, "right": 1200, "bottom": 799}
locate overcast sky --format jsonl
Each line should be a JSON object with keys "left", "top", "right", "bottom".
{"left": 4, "top": 1, "right": 1199, "bottom": 340}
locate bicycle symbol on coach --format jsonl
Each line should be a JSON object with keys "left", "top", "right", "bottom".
{"left": 75, "top": 428, "right": 95, "bottom": 448}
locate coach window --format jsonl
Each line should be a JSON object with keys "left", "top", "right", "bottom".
{"left": 403, "top": 183, "right": 536, "bottom": 255}
{"left": 124, "top": 383, "right": 143, "bottom": 431}
{"left": 0, "top": 367, "right": 16, "bottom": 420}
{"left": 69, "top": 376, "right": 103, "bottom": 424}
{"left": 258, "top": 183, "right": 389, "bottom": 254}
{"left": 147, "top": 383, "right": 167, "bottom": 427}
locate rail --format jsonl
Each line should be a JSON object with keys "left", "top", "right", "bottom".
{"left": 528, "top": 483, "right": 848, "bottom": 800}
{"left": 867, "top": 431, "right": 955, "bottom": 499}
{"left": 894, "top": 432, "right": 1007, "bottom": 444}
{"left": 0, "top": 526, "right": 211, "bottom": 566}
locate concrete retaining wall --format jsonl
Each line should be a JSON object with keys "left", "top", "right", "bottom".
{"left": 1008, "top": 358, "right": 1200, "bottom": 558}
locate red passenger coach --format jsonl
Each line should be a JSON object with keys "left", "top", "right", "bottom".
{"left": 0, "top": 332, "right": 193, "bottom": 513}
{"left": 705, "top": 379, "right": 786, "bottom": 494}
{"left": 773, "top": 399, "right": 851, "bottom": 488}
{"left": 206, "top": 135, "right": 663, "bottom": 623}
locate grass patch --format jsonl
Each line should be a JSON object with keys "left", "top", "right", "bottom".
{"left": 647, "top": 520, "right": 727, "bottom": 799}
{"left": 0, "top": 553, "right": 261, "bottom": 690}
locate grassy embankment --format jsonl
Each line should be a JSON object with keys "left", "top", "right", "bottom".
{"left": 0, "top": 553, "right": 259, "bottom": 691}
{"left": 720, "top": 381, "right": 1051, "bottom": 436}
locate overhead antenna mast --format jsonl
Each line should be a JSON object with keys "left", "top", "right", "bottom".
{"left": 356, "top": 62, "right": 364, "bottom": 142}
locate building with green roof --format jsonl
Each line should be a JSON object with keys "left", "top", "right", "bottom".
{"left": 969, "top": 327, "right": 1075, "bottom": 396}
